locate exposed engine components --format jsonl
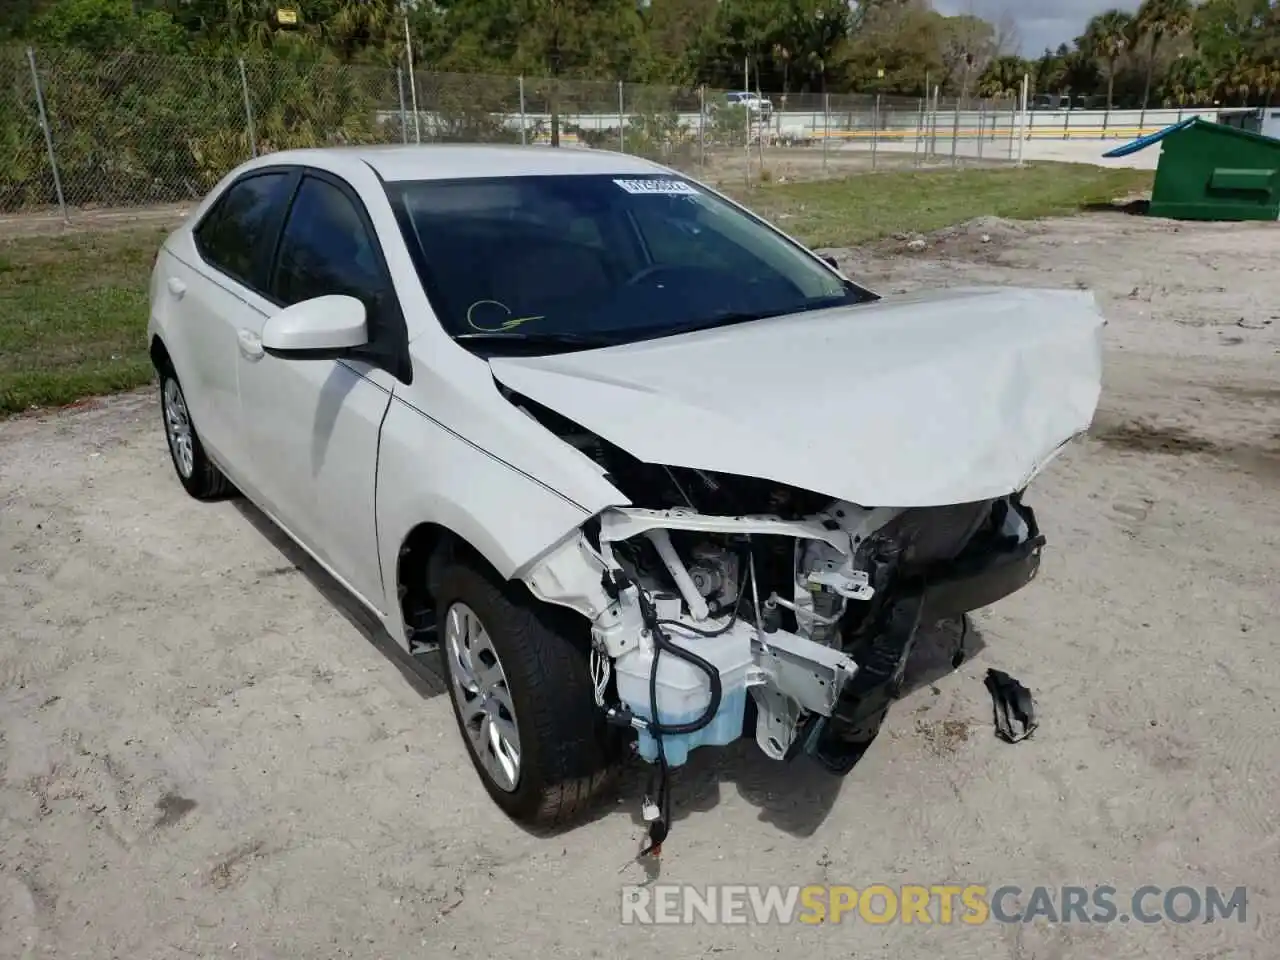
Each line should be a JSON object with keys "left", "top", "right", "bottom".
{"left": 521, "top": 487, "right": 1047, "bottom": 859}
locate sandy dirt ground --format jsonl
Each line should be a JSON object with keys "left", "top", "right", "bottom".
{"left": 2, "top": 211, "right": 1279, "bottom": 959}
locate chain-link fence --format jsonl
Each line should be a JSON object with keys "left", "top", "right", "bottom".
{"left": 2, "top": 46, "right": 1026, "bottom": 223}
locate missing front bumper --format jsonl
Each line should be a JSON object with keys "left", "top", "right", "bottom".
{"left": 808, "top": 508, "right": 1047, "bottom": 773}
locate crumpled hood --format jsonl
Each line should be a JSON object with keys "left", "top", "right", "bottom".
{"left": 487, "top": 286, "right": 1106, "bottom": 507}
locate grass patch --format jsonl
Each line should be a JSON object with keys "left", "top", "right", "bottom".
{"left": 0, "top": 161, "right": 1153, "bottom": 416}
{"left": 0, "top": 225, "right": 168, "bottom": 415}
{"left": 739, "top": 162, "right": 1154, "bottom": 248}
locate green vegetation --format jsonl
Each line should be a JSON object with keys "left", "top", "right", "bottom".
{"left": 0, "top": 225, "right": 164, "bottom": 414}
{"left": 3, "top": 0, "right": 1276, "bottom": 108}
{"left": 746, "top": 163, "right": 1155, "bottom": 247}
{"left": 0, "top": 163, "right": 1153, "bottom": 416}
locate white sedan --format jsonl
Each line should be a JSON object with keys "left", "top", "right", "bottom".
{"left": 148, "top": 144, "right": 1104, "bottom": 837}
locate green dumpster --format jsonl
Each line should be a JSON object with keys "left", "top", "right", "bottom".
{"left": 1102, "top": 117, "right": 1280, "bottom": 221}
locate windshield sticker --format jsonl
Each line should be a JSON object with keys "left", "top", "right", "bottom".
{"left": 613, "top": 178, "right": 699, "bottom": 196}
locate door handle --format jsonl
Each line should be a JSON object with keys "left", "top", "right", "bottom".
{"left": 237, "top": 329, "right": 264, "bottom": 361}
{"left": 166, "top": 277, "right": 186, "bottom": 298}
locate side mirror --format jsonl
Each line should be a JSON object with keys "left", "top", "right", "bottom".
{"left": 262, "top": 294, "right": 369, "bottom": 360}
{"left": 820, "top": 254, "right": 840, "bottom": 270}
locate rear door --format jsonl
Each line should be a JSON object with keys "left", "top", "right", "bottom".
{"left": 167, "top": 169, "right": 297, "bottom": 475}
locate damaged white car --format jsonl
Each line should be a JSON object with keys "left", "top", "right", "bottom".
{"left": 148, "top": 145, "right": 1105, "bottom": 839}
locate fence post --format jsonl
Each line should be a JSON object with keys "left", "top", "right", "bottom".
{"left": 913, "top": 97, "right": 924, "bottom": 166}
{"left": 698, "top": 84, "right": 705, "bottom": 175}
{"left": 396, "top": 67, "right": 408, "bottom": 144}
{"left": 1017, "top": 74, "right": 1028, "bottom": 166}
{"left": 406, "top": 52, "right": 421, "bottom": 143}
{"left": 976, "top": 100, "right": 985, "bottom": 160}
{"left": 871, "top": 93, "right": 880, "bottom": 169}
{"left": 822, "top": 92, "right": 829, "bottom": 176}
{"left": 949, "top": 99, "right": 960, "bottom": 165}
{"left": 755, "top": 102, "right": 766, "bottom": 175}
{"left": 930, "top": 85, "right": 940, "bottom": 158}
{"left": 27, "top": 47, "right": 67, "bottom": 224}
{"left": 238, "top": 58, "right": 257, "bottom": 158}
{"left": 518, "top": 76, "right": 527, "bottom": 145}
{"left": 1007, "top": 97, "right": 1016, "bottom": 159}
{"left": 618, "top": 80, "right": 625, "bottom": 154}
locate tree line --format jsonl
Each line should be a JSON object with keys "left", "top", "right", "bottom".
{"left": 3, "top": 0, "right": 1276, "bottom": 214}
{"left": 5, "top": 0, "right": 1275, "bottom": 107}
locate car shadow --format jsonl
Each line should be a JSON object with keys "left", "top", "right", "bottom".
{"left": 229, "top": 498, "right": 448, "bottom": 701}
{"left": 599, "top": 616, "right": 987, "bottom": 871}
{"left": 224, "top": 496, "right": 988, "bottom": 853}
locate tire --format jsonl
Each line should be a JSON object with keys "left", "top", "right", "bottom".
{"left": 433, "top": 552, "right": 621, "bottom": 829}
{"left": 157, "top": 365, "right": 234, "bottom": 501}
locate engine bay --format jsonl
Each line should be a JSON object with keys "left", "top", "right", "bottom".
{"left": 513, "top": 380, "right": 1039, "bottom": 738}
{"left": 508, "top": 380, "right": 1047, "bottom": 851}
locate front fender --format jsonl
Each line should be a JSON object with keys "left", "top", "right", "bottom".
{"left": 374, "top": 392, "right": 599, "bottom": 636}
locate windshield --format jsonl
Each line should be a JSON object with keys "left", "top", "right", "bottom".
{"left": 385, "top": 173, "right": 877, "bottom": 352}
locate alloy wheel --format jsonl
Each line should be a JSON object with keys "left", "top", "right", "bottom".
{"left": 444, "top": 601, "right": 523, "bottom": 792}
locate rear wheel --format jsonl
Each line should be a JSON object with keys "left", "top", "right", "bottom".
{"left": 434, "top": 553, "right": 621, "bottom": 829}
{"left": 158, "top": 367, "right": 234, "bottom": 501}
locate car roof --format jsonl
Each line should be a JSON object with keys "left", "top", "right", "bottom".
{"left": 250, "top": 143, "right": 673, "bottom": 183}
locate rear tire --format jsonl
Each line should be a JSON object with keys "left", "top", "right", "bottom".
{"left": 157, "top": 366, "right": 234, "bottom": 501}
{"left": 434, "top": 553, "right": 621, "bottom": 829}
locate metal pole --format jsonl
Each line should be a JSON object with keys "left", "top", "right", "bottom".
{"left": 396, "top": 67, "right": 408, "bottom": 144}
{"left": 404, "top": 14, "right": 420, "bottom": 143}
{"left": 698, "top": 84, "right": 705, "bottom": 174}
{"left": 1017, "top": 74, "right": 1028, "bottom": 166}
{"left": 27, "top": 47, "right": 67, "bottom": 223}
{"left": 913, "top": 97, "right": 923, "bottom": 165}
{"left": 238, "top": 58, "right": 257, "bottom": 158}
{"left": 518, "top": 76, "right": 527, "bottom": 145}
{"left": 822, "top": 92, "right": 829, "bottom": 176}
{"left": 1007, "top": 95, "right": 1016, "bottom": 159}
{"left": 930, "top": 85, "right": 940, "bottom": 158}
{"left": 756, "top": 100, "right": 766, "bottom": 173}
{"left": 618, "top": 80, "right": 625, "bottom": 154}
{"left": 950, "top": 98, "right": 960, "bottom": 165}
{"left": 744, "top": 58, "right": 751, "bottom": 187}
{"left": 871, "top": 93, "right": 880, "bottom": 169}
{"left": 977, "top": 100, "right": 985, "bottom": 160}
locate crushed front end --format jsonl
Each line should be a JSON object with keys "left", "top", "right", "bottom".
{"left": 522, "top": 455, "right": 1045, "bottom": 775}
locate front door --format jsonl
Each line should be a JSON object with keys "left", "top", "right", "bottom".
{"left": 234, "top": 172, "right": 398, "bottom": 612}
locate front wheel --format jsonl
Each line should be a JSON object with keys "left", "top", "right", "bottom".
{"left": 434, "top": 554, "right": 621, "bottom": 829}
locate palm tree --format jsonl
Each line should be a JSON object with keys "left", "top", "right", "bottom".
{"left": 977, "top": 55, "right": 1025, "bottom": 99}
{"left": 1081, "top": 9, "right": 1134, "bottom": 111}
{"left": 1133, "top": 0, "right": 1194, "bottom": 109}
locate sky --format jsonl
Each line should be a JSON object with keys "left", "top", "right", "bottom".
{"left": 932, "top": 0, "right": 1142, "bottom": 56}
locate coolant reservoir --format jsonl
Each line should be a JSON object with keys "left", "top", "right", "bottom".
{"left": 614, "top": 627, "right": 752, "bottom": 766}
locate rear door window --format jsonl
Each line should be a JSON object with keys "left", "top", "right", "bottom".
{"left": 194, "top": 172, "right": 293, "bottom": 291}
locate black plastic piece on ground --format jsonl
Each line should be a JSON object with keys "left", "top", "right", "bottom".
{"left": 984, "top": 668, "right": 1037, "bottom": 743}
